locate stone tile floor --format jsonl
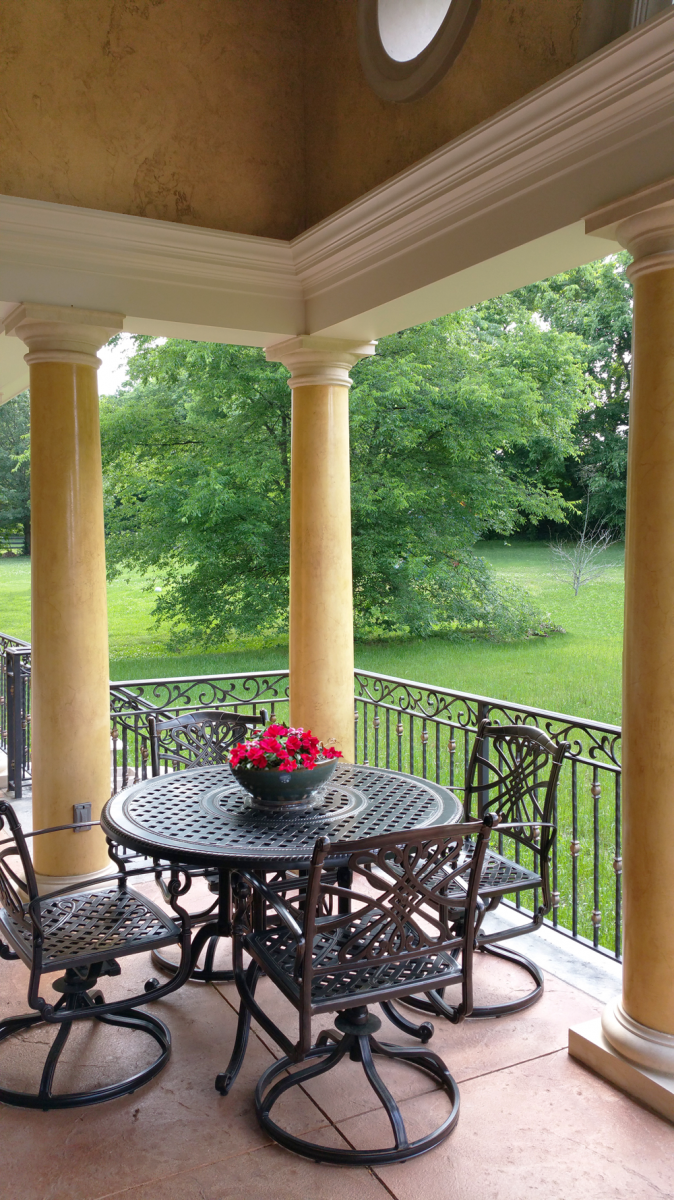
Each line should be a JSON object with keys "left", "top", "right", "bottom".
{"left": 0, "top": 933, "right": 672, "bottom": 1200}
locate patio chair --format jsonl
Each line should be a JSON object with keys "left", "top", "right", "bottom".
{"left": 148, "top": 708, "right": 267, "bottom": 982}
{"left": 217, "top": 817, "right": 494, "bottom": 1166}
{"left": 148, "top": 708, "right": 268, "bottom": 777}
{"left": 0, "top": 799, "right": 212, "bottom": 1109}
{"left": 399, "top": 721, "right": 568, "bottom": 1024}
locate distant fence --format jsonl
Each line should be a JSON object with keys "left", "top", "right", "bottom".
{"left": 0, "top": 639, "right": 622, "bottom": 962}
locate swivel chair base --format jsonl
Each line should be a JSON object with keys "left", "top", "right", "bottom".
{"left": 0, "top": 965, "right": 170, "bottom": 1110}
{"left": 152, "top": 935, "right": 233, "bottom": 984}
{"left": 399, "top": 944, "right": 544, "bottom": 1023}
{"left": 253, "top": 1007, "right": 460, "bottom": 1166}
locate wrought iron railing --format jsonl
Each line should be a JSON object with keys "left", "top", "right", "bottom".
{"left": 1, "top": 638, "right": 622, "bottom": 961}
{"left": 353, "top": 671, "right": 622, "bottom": 962}
{"left": 0, "top": 633, "right": 31, "bottom": 797}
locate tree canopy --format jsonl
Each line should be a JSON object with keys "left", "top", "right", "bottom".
{"left": 516, "top": 252, "right": 632, "bottom": 533}
{"left": 100, "top": 296, "right": 589, "bottom": 643}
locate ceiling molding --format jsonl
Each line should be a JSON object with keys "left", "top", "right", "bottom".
{"left": 293, "top": 7, "right": 674, "bottom": 325}
{"left": 2, "top": 6, "right": 674, "bottom": 400}
{"left": 0, "top": 196, "right": 299, "bottom": 296}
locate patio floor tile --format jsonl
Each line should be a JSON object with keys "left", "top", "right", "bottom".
{"left": 238, "top": 951, "right": 603, "bottom": 1124}
{"left": 0, "top": 953, "right": 326, "bottom": 1200}
{"left": 100, "top": 1142, "right": 391, "bottom": 1200}
{"left": 0, "top": 911, "right": 671, "bottom": 1200}
{"left": 349, "top": 1050, "right": 674, "bottom": 1200}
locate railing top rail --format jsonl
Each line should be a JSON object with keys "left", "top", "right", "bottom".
{"left": 0, "top": 632, "right": 31, "bottom": 650}
{"left": 110, "top": 668, "right": 289, "bottom": 689}
{"left": 353, "top": 667, "right": 621, "bottom": 736}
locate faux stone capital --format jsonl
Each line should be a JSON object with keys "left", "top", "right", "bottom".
{"left": 3, "top": 303, "right": 125, "bottom": 368}
{"left": 615, "top": 202, "right": 674, "bottom": 281}
{"left": 266, "top": 335, "right": 377, "bottom": 389}
{"left": 602, "top": 998, "right": 674, "bottom": 1075}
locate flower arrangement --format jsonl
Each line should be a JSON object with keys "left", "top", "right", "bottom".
{"left": 229, "top": 724, "right": 342, "bottom": 773}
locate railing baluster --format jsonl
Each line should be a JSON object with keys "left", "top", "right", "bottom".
{"left": 571, "top": 760, "right": 579, "bottom": 939}
{"left": 614, "top": 773, "right": 622, "bottom": 959}
{"left": 591, "top": 767, "right": 601, "bottom": 948}
{"left": 374, "top": 705, "right": 380, "bottom": 767}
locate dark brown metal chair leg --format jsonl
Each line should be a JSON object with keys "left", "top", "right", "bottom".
{"left": 253, "top": 1007, "right": 460, "bottom": 1166}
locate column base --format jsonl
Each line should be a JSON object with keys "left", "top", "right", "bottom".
{"left": 569, "top": 1018, "right": 674, "bottom": 1123}
{"left": 33, "top": 865, "right": 112, "bottom": 895}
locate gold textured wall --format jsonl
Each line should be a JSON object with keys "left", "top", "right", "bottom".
{"left": 303, "top": 0, "right": 583, "bottom": 228}
{"left": 0, "top": 0, "right": 305, "bottom": 239}
{"left": 0, "top": 0, "right": 583, "bottom": 238}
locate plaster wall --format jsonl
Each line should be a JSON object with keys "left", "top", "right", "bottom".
{"left": 303, "top": 0, "right": 584, "bottom": 228}
{"left": 1, "top": 0, "right": 586, "bottom": 239}
{"left": 0, "top": 0, "right": 305, "bottom": 239}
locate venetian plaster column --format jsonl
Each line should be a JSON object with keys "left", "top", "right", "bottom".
{"left": 3, "top": 304, "right": 124, "bottom": 882}
{"left": 569, "top": 202, "right": 674, "bottom": 1119}
{"left": 266, "top": 336, "right": 376, "bottom": 760}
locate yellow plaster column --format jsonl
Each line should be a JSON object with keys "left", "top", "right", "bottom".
{"left": 569, "top": 203, "right": 674, "bottom": 1118}
{"left": 266, "top": 337, "right": 376, "bottom": 759}
{"left": 3, "top": 304, "right": 124, "bottom": 882}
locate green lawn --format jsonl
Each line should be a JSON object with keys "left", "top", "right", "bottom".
{"left": 0, "top": 541, "right": 624, "bottom": 723}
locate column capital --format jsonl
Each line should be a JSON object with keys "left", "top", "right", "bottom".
{"left": 3, "top": 303, "right": 124, "bottom": 368}
{"left": 266, "top": 335, "right": 376, "bottom": 389}
{"left": 616, "top": 202, "right": 674, "bottom": 281}
{"left": 586, "top": 179, "right": 674, "bottom": 281}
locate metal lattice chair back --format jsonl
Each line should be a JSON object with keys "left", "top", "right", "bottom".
{"left": 465, "top": 722, "right": 568, "bottom": 856}
{"left": 220, "top": 818, "right": 494, "bottom": 1166}
{"left": 0, "top": 799, "right": 214, "bottom": 1110}
{"left": 148, "top": 709, "right": 267, "bottom": 776}
{"left": 297, "top": 823, "right": 486, "bottom": 1007}
{"left": 0, "top": 807, "right": 35, "bottom": 935}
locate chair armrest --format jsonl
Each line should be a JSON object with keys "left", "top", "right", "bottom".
{"left": 235, "top": 868, "right": 304, "bottom": 940}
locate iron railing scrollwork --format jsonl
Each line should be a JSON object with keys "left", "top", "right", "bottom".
{"left": 0, "top": 634, "right": 623, "bottom": 961}
{"left": 353, "top": 670, "right": 622, "bottom": 961}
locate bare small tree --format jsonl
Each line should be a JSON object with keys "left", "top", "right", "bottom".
{"left": 550, "top": 507, "right": 617, "bottom": 596}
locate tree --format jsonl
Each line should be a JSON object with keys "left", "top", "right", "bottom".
{"left": 0, "top": 392, "right": 30, "bottom": 554}
{"left": 100, "top": 307, "right": 589, "bottom": 644}
{"left": 516, "top": 253, "right": 632, "bottom": 534}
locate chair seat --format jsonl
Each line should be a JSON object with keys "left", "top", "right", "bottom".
{"left": 388, "top": 845, "right": 542, "bottom": 904}
{"left": 248, "top": 911, "right": 462, "bottom": 1009}
{"left": 476, "top": 848, "right": 542, "bottom": 898}
{"left": 0, "top": 884, "right": 180, "bottom": 971}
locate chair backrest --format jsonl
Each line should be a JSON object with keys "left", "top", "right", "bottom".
{"left": 0, "top": 799, "right": 38, "bottom": 931}
{"left": 464, "top": 721, "right": 568, "bottom": 855}
{"left": 296, "top": 818, "right": 493, "bottom": 1016}
{"left": 148, "top": 709, "right": 267, "bottom": 776}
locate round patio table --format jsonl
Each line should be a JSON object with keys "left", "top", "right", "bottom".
{"left": 100, "top": 761, "right": 463, "bottom": 872}
{"left": 101, "top": 762, "right": 463, "bottom": 1091}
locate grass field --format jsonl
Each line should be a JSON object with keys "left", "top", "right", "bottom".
{"left": 0, "top": 541, "right": 624, "bottom": 723}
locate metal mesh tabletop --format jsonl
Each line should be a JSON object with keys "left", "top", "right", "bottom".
{"left": 101, "top": 763, "right": 463, "bottom": 869}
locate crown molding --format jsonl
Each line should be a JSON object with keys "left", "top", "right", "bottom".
{"left": 0, "top": 196, "right": 299, "bottom": 297}
{"left": 293, "top": 8, "right": 674, "bottom": 332}
{"left": 1, "top": 7, "right": 674, "bottom": 374}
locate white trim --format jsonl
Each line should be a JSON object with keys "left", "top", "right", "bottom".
{"left": 1, "top": 8, "right": 674, "bottom": 380}
{"left": 294, "top": 9, "right": 674, "bottom": 330}
{"left": 265, "top": 335, "right": 376, "bottom": 388}
{"left": 602, "top": 998, "right": 674, "bottom": 1073}
{"left": 627, "top": 250, "right": 674, "bottom": 278}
